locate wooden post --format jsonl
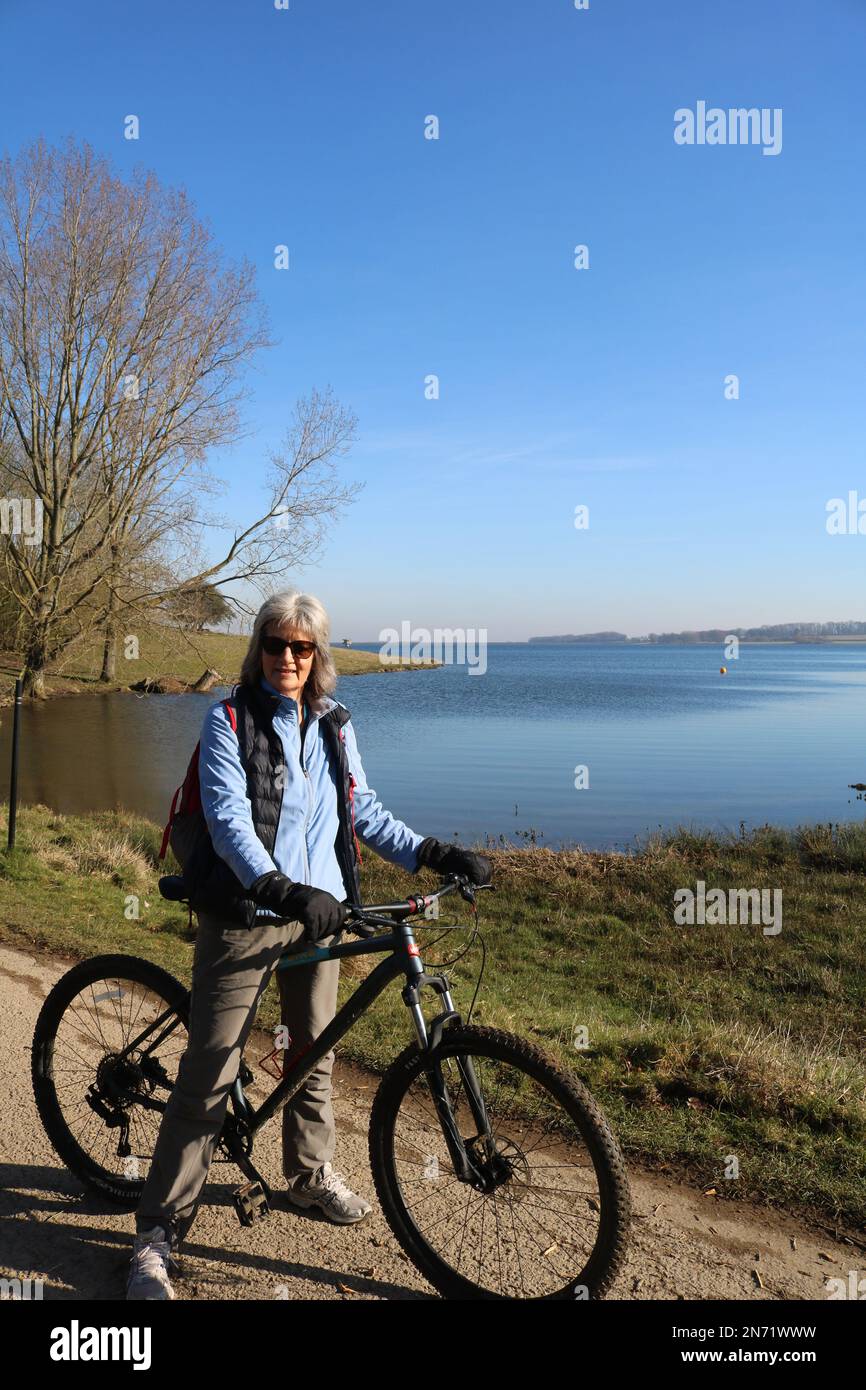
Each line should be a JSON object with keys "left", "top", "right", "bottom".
{"left": 8, "top": 678, "right": 22, "bottom": 850}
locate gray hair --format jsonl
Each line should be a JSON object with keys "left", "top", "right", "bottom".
{"left": 239, "top": 590, "right": 337, "bottom": 698}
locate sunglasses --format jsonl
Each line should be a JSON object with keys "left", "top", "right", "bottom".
{"left": 262, "top": 635, "right": 317, "bottom": 659}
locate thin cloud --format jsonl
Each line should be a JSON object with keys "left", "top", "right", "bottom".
{"left": 357, "top": 429, "right": 653, "bottom": 475}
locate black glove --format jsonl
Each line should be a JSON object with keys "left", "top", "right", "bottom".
{"left": 415, "top": 837, "right": 492, "bottom": 886}
{"left": 250, "top": 871, "right": 348, "bottom": 942}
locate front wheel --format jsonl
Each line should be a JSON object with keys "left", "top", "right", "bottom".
{"left": 369, "top": 1025, "right": 630, "bottom": 1299}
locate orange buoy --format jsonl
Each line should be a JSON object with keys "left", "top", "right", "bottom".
{"left": 720, "top": 666, "right": 727, "bottom": 675}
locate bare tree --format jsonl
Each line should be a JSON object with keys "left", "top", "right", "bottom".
{"left": 0, "top": 139, "right": 358, "bottom": 695}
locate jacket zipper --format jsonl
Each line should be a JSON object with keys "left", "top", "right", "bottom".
{"left": 269, "top": 698, "right": 359, "bottom": 897}
{"left": 299, "top": 703, "right": 312, "bottom": 883}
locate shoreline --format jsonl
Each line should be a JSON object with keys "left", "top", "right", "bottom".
{"left": 527, "top": 638, "right": 866, "bottom": 646}
{"left": 0, "top": 648, "right": 440, "bottom": 708}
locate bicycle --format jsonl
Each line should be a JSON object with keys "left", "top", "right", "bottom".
{"left": 31, "top": 873, "right": 631, "bottom": 1299}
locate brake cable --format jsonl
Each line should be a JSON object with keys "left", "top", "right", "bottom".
{"left": 418, "top": 889, "right": 488, "bottom": 1026}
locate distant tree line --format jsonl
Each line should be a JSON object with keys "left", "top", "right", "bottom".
{"left": 641, "top": 622, "right": 866, "bottom": 643}
{"left": 530, "top": 622, "right": 866, "bottom": 644}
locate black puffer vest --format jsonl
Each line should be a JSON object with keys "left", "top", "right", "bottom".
{"left": 188, "top": 681, "right": 362, "bottom": 927}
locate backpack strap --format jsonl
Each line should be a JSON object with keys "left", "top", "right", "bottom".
{"left": 158, "top": 697, "right": 238, "bottom": 860}
{"left": 158, "top": 783, "right": 184, "bottom": 861}
{"left": 337, "top": 725, "right": 363, "bottom": 866}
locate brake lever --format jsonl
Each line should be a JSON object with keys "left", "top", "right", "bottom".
{"left": 342, "top": 913, "right": 377, "bottom": 939}
{"left": 350, "top": 923, "right": 378, "bottom": 939}
{"left": 457, "top": 881, "right": 494, "bottom": 905}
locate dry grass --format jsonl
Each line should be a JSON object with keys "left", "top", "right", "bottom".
{"left": 13, "top": 805, "right": 152, "bottom": 887}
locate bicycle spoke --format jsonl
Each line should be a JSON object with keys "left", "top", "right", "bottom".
{"left": 42, "top": 971, "right": 188, "bottom": 1189}
{"left": 387, "top": 1039, "right": 605, "bottom": 1297}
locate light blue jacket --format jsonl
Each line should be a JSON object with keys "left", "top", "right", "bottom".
{"left": 198, "top": 676, "right": 424, "bottom": 913}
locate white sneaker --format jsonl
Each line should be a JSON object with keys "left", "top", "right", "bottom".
{"left": 284, "top": 1163, "right": 372, "bottom": 1224}
{"left": 126, "top": 1225, "right": 176, "bottom": 1300}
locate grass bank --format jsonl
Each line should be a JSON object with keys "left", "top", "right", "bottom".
{"left": 0, "top": 628, "right": 437, "bottom": 703}
{"left": 1, "top": 804, "right": 864, "bottom": 1230}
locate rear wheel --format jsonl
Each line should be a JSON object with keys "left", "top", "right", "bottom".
{"left": 370, "top": 1025, "right": 630, "bottom": 1299}
{"left": 32, "top": 954, "right": 190, "bottom": 1207}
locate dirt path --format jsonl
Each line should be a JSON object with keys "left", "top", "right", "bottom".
{"left": 0, "top": 941, "right": 860, "bottom": 1301}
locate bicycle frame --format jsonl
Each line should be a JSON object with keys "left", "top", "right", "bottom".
{"left": 236, "top": 920, "right": 452, "bottom": 1133}
{"left": 115, "top": 877, "right": 495, "bottom": 1202}
{"left": 237, "top": 917, "right": 493, "bottom": 1192}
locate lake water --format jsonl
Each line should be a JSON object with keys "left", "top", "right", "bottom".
{"left": 3, "top": 643, "right": 865, "bottom": 851}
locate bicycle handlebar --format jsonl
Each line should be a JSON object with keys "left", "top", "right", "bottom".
{"left": 156, "top": 872, "right": 493, "bottom": 938}
{"left": 343, "top": 874, "right": 493, "bottom": 938}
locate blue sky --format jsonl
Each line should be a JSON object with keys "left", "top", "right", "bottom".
{"left": 1, "top": 0, "right": 864, "bottom": 640}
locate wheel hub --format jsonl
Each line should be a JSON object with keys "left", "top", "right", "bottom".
{"left": 465, "top": 1134, "right": 529, "bottom": 1193}
{"left": 95, "top": 1052, "right": 146, "bottom": 1109}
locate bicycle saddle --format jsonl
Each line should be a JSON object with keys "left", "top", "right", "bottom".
{"left": 158, "top": 875, "right": 189, "bottom": 902}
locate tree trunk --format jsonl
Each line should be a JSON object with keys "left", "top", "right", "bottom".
{"left": 190, "top": 668, "right": 222, "bottom": 692}
{"left": 100, "top": 614, "right": 117, "bottom": 682}
{"left": 22, "top": 630, "right": 49, "bottom": 698}
{"left": 99, "top": 552, "right": 120, "bottom": 682}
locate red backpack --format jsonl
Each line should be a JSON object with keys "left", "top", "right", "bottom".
{"left": 159, "top": 698, "right": 237, "bottom": 870}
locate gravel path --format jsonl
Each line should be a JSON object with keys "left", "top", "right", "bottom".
{"left": 0, "top": 941, "right": 859, "bottom": 1301}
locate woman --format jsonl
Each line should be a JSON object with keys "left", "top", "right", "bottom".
{"left": 127, "top": 590, "right": 491, "bottom": 1300}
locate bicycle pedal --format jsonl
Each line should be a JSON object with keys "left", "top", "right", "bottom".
{"left": 233, "top": 1180, "right": 270, "bottom": 1227}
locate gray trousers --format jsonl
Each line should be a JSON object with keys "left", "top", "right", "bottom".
{"left": 135, "top": 909, "right": 341, "bottom": 1245}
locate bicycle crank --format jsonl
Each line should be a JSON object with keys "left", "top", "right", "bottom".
{"left": 218, "top": 1113, "right": 273, "bottom": 1224}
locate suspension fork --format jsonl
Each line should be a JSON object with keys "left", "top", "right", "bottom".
{"left": 401, "top": 951, "right": 493, "bottom": 1185}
